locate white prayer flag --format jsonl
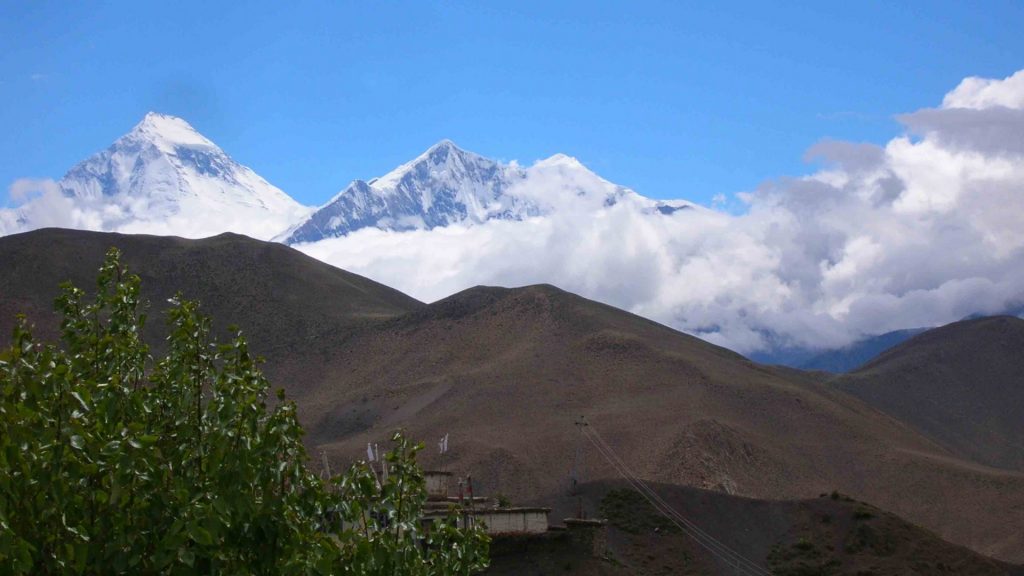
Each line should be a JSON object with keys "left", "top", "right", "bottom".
{"left": 367, "top": 442, "right": 375, "bottom": 462}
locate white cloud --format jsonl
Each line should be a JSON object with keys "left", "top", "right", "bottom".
{"left": 0, "top": 177, "right": 303, "bottom": 240}
{"left": 942, "top": 69, "right": 1024, "bottom": 110}
{"left": 2, "top": 178, "right": 87, "bottom": 231}
{"left": 8, "top": 177, "right": 61, "bottom": 203}
{"left": 297, "top": 69, "right": 1024, "bottom": 354}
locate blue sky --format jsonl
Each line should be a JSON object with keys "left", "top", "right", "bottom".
{"left": 2, "top": 1, "right": 1023, "bottom": 207}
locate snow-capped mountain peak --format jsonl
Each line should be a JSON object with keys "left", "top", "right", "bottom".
{"left": 2, "top": 112, "right": 310, "bottom": 240}
{"left": 369, "top": 139, "right": 491, "bottom": 192}
{"left": 129, "top": 112, "right": 217, "bottom": 153}
{"left": 535, "top": 152, "right": 584, "bottom": 168}
{"left": 522, "top": 152, "right": 695, "bottom": 214}
{"left": 281, "top": 140, "right": 537, "bottom": 244}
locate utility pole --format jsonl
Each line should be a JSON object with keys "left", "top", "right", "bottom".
{"left": 570, "top": 416, "right": 588, "bottom": 495}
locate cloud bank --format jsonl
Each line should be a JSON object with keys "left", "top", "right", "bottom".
{"left": 298, "top": 70, "right": 1024, "bottom": 353}
{"left": 1, "top": 178, "right": 300, "bottom": 241}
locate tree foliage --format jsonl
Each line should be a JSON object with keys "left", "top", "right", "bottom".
{"left": 0, "top": 249, "right": 489, "bottom": 575}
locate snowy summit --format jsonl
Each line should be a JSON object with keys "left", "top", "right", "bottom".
{"left": 8, "top": 112, "right": 310, "bottom": 240}
{"left": 279, "top": 140, "right": 538, "bottom": 244}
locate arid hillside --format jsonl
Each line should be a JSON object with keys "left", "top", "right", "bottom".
{"left": 297, "top": 283, "right": 1024, "bottom": 562}
{"left": 0, "top": 227, "right": 422, "bottom": 391}
{"left": 2, "top": 228, "right": 1022, "bottom": 563}
{"left": 833, "top": 316, "right": 1024, "bottom": 472}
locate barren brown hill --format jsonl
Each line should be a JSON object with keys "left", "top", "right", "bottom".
{"left": 833, "top": 316, "right": 1024, "bottom": 471}
{"left": 490, "top": 481, "right": 1024, "bottom": 575}
{"left": 1, "top": 229, "right": 1022, "bottom": 563}
{"left": 299, "top": 285, "right": 1024, "bottom": 563}
{"left": 0, "top": 227, "right": 422, "bottom": 390}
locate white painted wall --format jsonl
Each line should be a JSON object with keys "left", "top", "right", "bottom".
{"left": 472, "top": 509, "right": 549, "bottom": 534}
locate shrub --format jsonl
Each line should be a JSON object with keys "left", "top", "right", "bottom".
{"left": 0, "top": 249, "right": 488, "bottom": 575}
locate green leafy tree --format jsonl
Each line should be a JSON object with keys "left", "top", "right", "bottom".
{"left": 330, "top": 435, "right": 491, "bottom": 575}
{"left": 0, "top": 249, "right": 489, "bottom": 575}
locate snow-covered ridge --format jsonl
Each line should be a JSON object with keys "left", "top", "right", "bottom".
{"left": 280, "top": 140, "right": 694, "bottom": 244}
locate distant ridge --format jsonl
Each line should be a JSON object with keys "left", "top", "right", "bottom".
{"left": 834, "top": 315, "right": 1024, "bottom": 471}
{"left": 799, "top": 327, "right": 927, "bottom": 372}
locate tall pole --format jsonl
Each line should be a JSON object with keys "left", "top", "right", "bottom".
{"left": 571, "top": 416, "right": 588, "bottom": 496}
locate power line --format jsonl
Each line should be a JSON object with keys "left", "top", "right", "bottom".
{"left": 585, "top": 424, "right": 772, "bottom": 574}
{"left": 583, "top": 430, "right": 770, "bottom": 575}
{"left": 583, "top": 427, "right": 771, "bottom": 575}
{"left": 580, "top": 419, "right": 773, "bottom": 575}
